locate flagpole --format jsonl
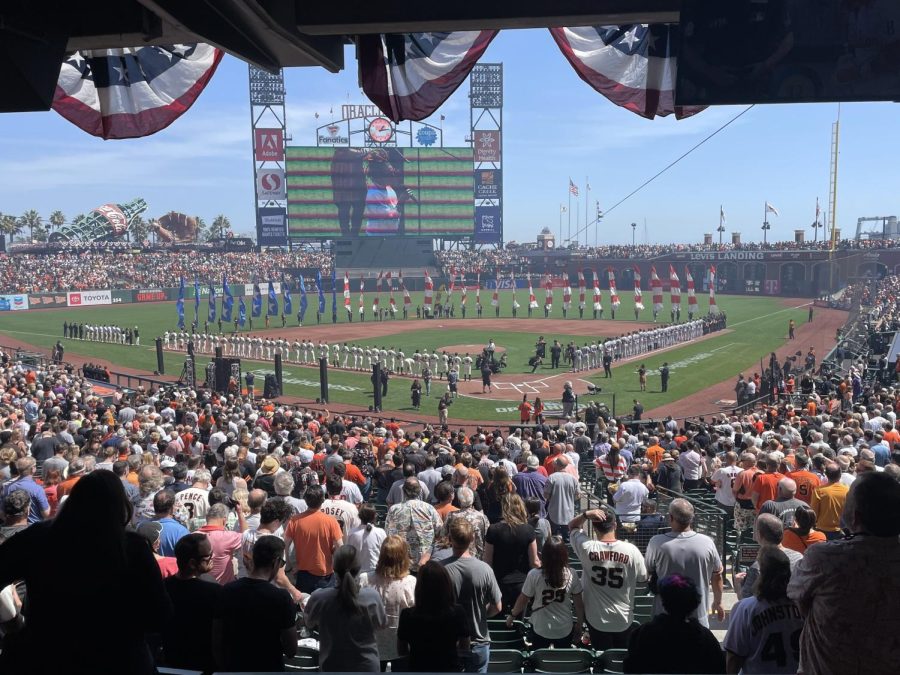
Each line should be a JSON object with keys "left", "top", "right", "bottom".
{"left": 576, "top": 201, "right": 580, "bottom": 246}
{"left": 585, "top": 176, "right": 589, "bottom": 248}
{"left": 567, "top": 182, "right": 571, "bottom": 244}
{"left": 559, "top": 204, "right": 563, "bottom": 246}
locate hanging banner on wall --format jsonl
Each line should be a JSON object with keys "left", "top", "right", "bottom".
{"left": 474, "top": 205, "right": 502, "bottom": 243}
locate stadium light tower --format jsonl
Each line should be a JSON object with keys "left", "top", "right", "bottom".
{"left": 717, "top": 222, "right": 726, "bottom": 245}
{"left": 631, "top": 222, "right": 637, "bottom": 246}
{"left": 761, "top": 220, "right": 771, "bottom": 244}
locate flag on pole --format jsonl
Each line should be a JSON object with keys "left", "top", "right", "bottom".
{"left": 633, "top": 266, "right": 644, "bottom": 311}
{"left": 528, "top": 276, "right": 538, "bottom": 309}
{"left": 765, "top": 202, "right": 780, "bottom": 216}
{"left": 208, "top": 284, "right": 217, "bottom": 322}
{"left": 544, "top": 274, "right": 553, "bottom": 311}
{"left": 387, "top": 271, "right": 397, "bottom": 314}
{"left": 251, "top": 283, "right": 262, "bottom": 318}
{"left": 222, "top": 275, "right": 233, "bottom": 322}
{"left": 331, "top": 268, "right": 337, "bottom": 317}
{"left": 608, "top": 268, "right": 620, "bottom": 308}
{"left": 299, "top": 276, "right": 308, "bottom": 322}
{"left": 709, "top": 266, "right": 718, "bottom": 314}
{"left": 400, "top": 271, "right": 411, "bottom": 310}
{"left": 475, "top": 272, "right": 481, "bottom": 305}
{"left": 720, "top": 205, "right": 726, "bottom": 226}
{"left": 669, "top": 265, "right": 681, "bottom": 308}
{"left": 815, "top": 197, "right": 820, "bottom": 222}
{"left": 592, "top": 269, "right": 603, "bottom": 311}
{"left": 424, "top": 269, "right": 434, "bottom": 314}
{"left": 267, "top": 281, "right": 278, "bottom": 317}
{"left": 491, "top": 272, "right": 499, "bottom": 307}
{"left": 577, "top": 271, "right": 586, "bottom": 310}
{"left": 563, "top": 279, "right": 572, "bottom": 311}
{"left": 650, "top": 266, "right": 663, "bottom": 313}
{"left": 685, "top": 266, "right": 697, "bottom": 312}
{"left": 461, "top": 273, "right": 468, "bottom": 307}
{"left": 238, "top": 296, "right": 247, "bottom": 327}
{"left": 283, "top": 281, "right": 293, "bottom": 315}
{"left": 359, "top": 275, "right": 366, "bottom": 315}
{"left": 569, "top": 178, "right": 579, "bottom": 197}
{"left": 316, "top": 271, "right": 326, "bottom": 314}
{"left": 373, "top": 271, "right": 383, "bottom": 314}
{"left": 193, "top": 279, "right": 200, "bottom": 325}
{"left": 448, "top": 268, "right": 455, "bottom": 305}
{"left": 343, "top": 272, "right": 351, "bottom": 311}
{"left": 176, "top": 277, "right": 185, "bottom": 329}
{"left": 512, "top": 273, "right": 520, "bottom": 310}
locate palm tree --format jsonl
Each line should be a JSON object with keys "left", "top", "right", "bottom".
{"left": 0, "top": 214, "right": 20, "bottom": 243}
{"left": 130, "top": 215, "right": 150, "bottom": 244}
{"left": 49, "top": 210, "right": 66, "bottom": 233}
{"left": 212, "top": 214, "right": 232, "bottom": 240}
{"left": 31, "top": 223, "right": 49, "bottom": 242}
{"left": 19, "top": 209, "right": 42, "bottom": 242}
{"left": 195, "top": 216, "right": 210, "bottom": 242}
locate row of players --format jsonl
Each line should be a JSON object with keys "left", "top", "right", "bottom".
{"left": 161, "top": 317, "right": 719, "bottom": 376}
{"left": 61, "top": 322, "right": 141, "bottom": 345}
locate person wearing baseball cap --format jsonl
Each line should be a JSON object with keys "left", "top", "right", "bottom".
{"left": 137, "top": 520, "right": 179, "bottom": 578}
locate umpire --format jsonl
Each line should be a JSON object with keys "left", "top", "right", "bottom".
{"left": 660, "top": 362, "right": 670, "bottom": 392}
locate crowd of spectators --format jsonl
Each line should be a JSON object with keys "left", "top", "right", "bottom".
{"left": 0, "top": 250, "right": 333, "bottom": 294}
{"left": 1, "top": 324, "right": 900, "bottom": 674}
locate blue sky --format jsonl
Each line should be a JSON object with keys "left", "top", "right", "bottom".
{"left": 1, "top": 29, "right": 898, "bottom": 245}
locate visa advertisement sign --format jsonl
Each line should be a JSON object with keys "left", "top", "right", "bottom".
{"left": 0, "top": 294, "right": 29, "bottom": 311}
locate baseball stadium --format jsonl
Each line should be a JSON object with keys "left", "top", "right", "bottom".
{"left": 1, "top": 3, "right": 900, "bottom": 675}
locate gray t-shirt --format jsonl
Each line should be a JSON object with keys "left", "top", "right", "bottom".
{"left": 645, "top": 530, "right": 723, "bottom": 627}
{"left": 441, "top": 555, "right": 502, "bottom": 644}
{"left": 759, "top": 498, "right": 807, "bottom": 528}
{"left": 545, "top": 472, "right": 579, "bottom": 525}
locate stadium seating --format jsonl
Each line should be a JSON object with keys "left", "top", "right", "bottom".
{"left": 529, "top": 648, "right": 596, "bottom": 674}
{"left": 594, "top": 648, "right": 628, "bottom": 674}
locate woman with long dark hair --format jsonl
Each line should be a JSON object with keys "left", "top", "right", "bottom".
{"left": 0, "top": 471, "right": 171, "bottom": 675}
{"left": 397, "top": 560, "right": 469, "bottom": 672}
{"left": 782, "top": 504, "right": 826, "bottom": 554}
{"left": 304, "top": 544, "right": 387, "bottom": 672}
{"left": 724, "top": 548, "right": 805, "bottom": 674}
{"left": 484, "top": 493, "right": 540, "bottom": 611}
{"left": 484, "top": 466, "right": 514, "bottom": 524}
{"left": 506, "top": 536, "right": 585, "bottom": 648}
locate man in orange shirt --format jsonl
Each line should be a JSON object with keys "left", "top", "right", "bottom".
{"left": 283, "top": 485, "right": 343, "bottom": 593}
{"left": 787, "top": 452, "right": 823, "bottom": 504}
{"left": 732, "top": 453, "right": 762, "bottom": 533}
{"left": 751, "top": 453, "right": 785, "bottom": 512}
{"left": 811, "top": 463, "right": 849, "bottom": 540}
{"left": 55, "top": 458, "right": 86, "bottom": 500}
{"left": 881, "top": 420, "right": 900, "bottom": 447}
{"left": 543, "top": 443, "right": 564, "bottom": 475}
{"left": 645, "top": 437, "right": 665, "bottom": 470}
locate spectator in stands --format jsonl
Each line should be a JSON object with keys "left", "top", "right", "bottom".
{"left": 386, "top": 477, "right": 442, "bottom": 573}
{"left": 397, "top": 560, "right": 469, "bottom": 672}
{"left": 506, "top": 534, "right": 585, "bottom": 648}
{"left": 359, "top": 535, "right": 417, "bottom": 670}
{"left": 623, "top": 574, "right": 725, "bottom": 674}
{"left": 305, "top": 544, "right": 387, "bottom": 672}
{"left": 759, "top": 477, "right": 807, "bottom": 527}
{"left": 197, "top": 502, "right": 245, "bottom": 584}
{"left": 0, "top": 457, "right": 49, "bottom": 524}
{"left": 788, "top": 473, "right": 900, "bottom": 675}
{"left": 811, "top": 461, "right": 850, "bottom": 539}
{"left": 781, "top": 504, "right": 827, "bottom": 555}
{"left": 215, "top": 535, "right": 297, "bottom": 672}
{"left": 725, "top": 547, "right": 805, "bottom": 674}
{"left": 162, "top": 533, "right": 222, "bottom": 672}
{"left": 544, "top": 456, "right": 580, "bottom": 540}
{"left": 613, "top": 464, "right": 650, "bottom": 523}
{"left": 347, "top": 502, "right": 387, "bottom": 574}
{"left": 751, "top": 453, "right": 785, "bottom": 512}
{"left": 569, "top": 505, "right": 647, "bottom": 650}
{"left": 645, "top": 499, "right": 724, "bottom": 627}
{"left": 445, "top": 486, "right": 490, "bottom": 559}
{"left": 441, "top": 517, "right": 503, "bottom": 673}
{"left": 484, "top": 493, "right": 539, "bottom": 611}
{"left": 152, "top": 489, "right": 188, "bottom": 556}
{"left": 0, "top": 471, "right": 170, "bottom": 675}
{"left": 283, "top": 484, "right": 343, "bottom": 593}
{"left": 736, "top": 513, "right": 804, "bottom": 599}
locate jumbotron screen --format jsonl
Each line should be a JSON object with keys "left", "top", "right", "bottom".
{"left": 286, "top": 146, "right": 475, "bottom": 238}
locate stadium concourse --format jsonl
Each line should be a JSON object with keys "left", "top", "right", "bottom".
{"left": 0, "top": 278, "right": 899, "bottom": 674}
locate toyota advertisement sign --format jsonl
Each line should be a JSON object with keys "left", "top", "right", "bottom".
{"left": 67, "top": 290, "right": 112, "bottom": 307}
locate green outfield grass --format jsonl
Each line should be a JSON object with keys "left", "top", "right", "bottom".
{"left": 0, "top": 292, "right": 810, "bottom": 420}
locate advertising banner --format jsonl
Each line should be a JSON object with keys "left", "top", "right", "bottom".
{"left": 254, "top": 128, "right": 284, "bottom": 161}
{"left": 764, "top": 279, "right": 781, "bottom": 295}
{"left": 135, "top": 289, "right": 166, "bottom": 303}
{"left": 257, "top": 207, "right": 288, "bottom": 247}
{"left": 67, "top": 290, "right": 112, "bottom": 307}
{"left": 256, "top": 169, "right": 286, "bottom": 200}
{"left": 474, "top": 205, "right": 502, "bottom": 243}
{"left": 112, "top": 289, "right": 134, "bottom": 304}
{"left": 0, "top": 294, "right": 29, "bottom": 311}
{"left": 473, "top": 131, "right": 500, "bottom": 163}
{"left": 28, "top": 293, "right": 69, "bottom": 308}
{"left": 475, "top": 169, "right": 501, "bottom": 199}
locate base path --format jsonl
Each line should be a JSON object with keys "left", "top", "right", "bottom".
{"left": 643, "top": 306, "right": 847, "bottom": 420}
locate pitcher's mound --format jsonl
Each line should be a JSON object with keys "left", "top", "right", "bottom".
{"left": 441, "top": 344, "right": 507, "bottom": 355}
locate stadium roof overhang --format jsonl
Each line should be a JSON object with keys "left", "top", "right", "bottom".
{"left": 1, "top": 0, "right": 679, "bottom": 112}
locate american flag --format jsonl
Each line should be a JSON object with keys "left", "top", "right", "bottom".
{"left": 359, "top": 32, "right": 497, "bottom": 122}
{"left": 569, "top": 179, "right": 579, "bottom": 197}
{"left": 549, "top": 25, "right": 704, "bottom": 120}
{"left": 53, "top": 44, "right": 223, "bottom": 139}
